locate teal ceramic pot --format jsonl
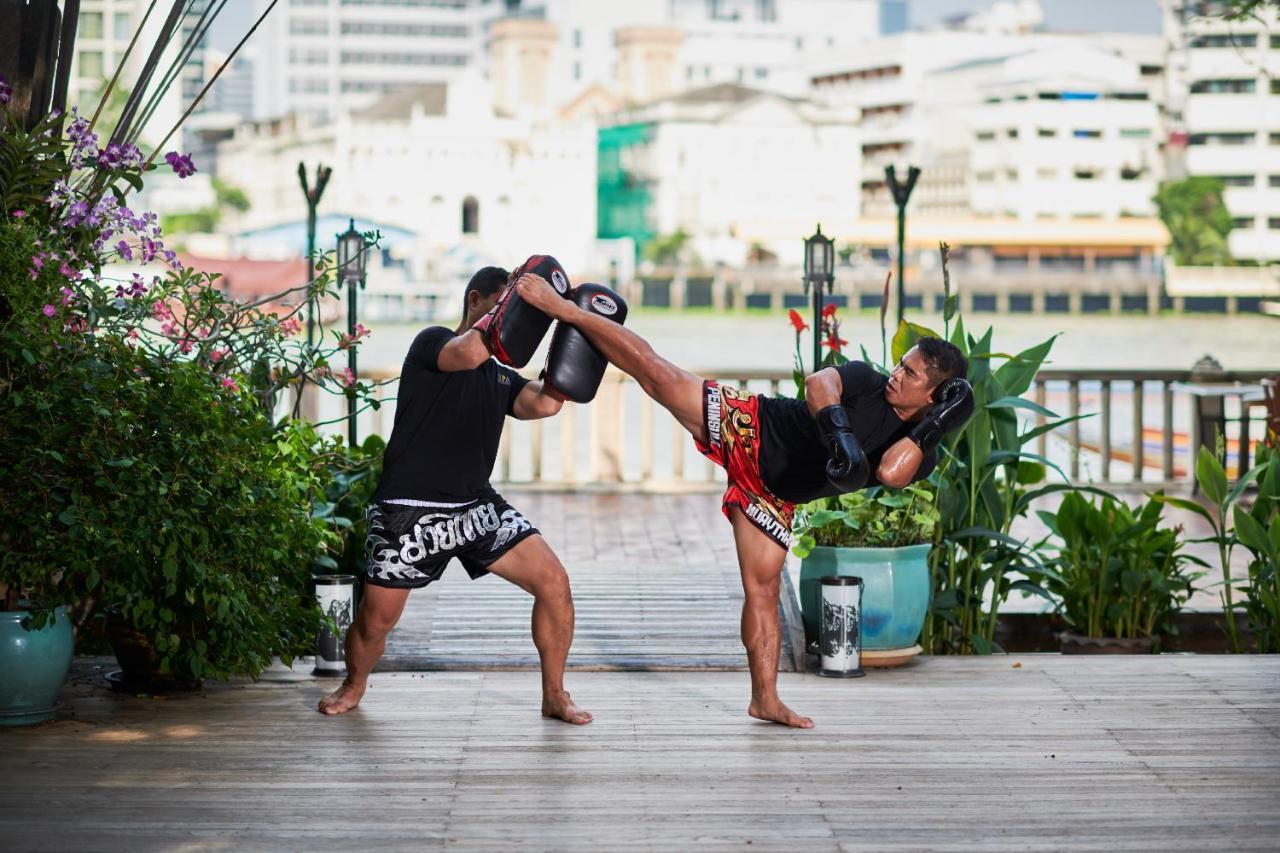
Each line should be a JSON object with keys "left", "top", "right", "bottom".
{"left": 799, "top": 544, "right": 931, "bottom": 651}
{"left": 0, "top": 606, "right": 74, "bottom": 726}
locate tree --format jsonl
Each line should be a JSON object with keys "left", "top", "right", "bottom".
{"left": 1153, "top": 177, "right": 1233, "bottom": 266}
{"left": 642, "top": 228, "right": 692, "bottom": 266}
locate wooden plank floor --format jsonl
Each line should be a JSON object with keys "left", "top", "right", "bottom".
{"left": 3, "top": 656, "right": 1277, "bottom": 851}
{"left": 382, "top": 492, "right": 800, "bottom": 671}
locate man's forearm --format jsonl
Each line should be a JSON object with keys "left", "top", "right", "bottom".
{"left": 804, "top": 368, "right": 842, "bottom": 416}
{"left": 877, "top": 437, "right": 924, "bottom": 488}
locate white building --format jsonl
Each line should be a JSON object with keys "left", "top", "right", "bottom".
{"left": 808, "top": 26, "right": 1164, "bottom": 219}
{"left": 250, "top": 0, "right": 884, "bottom": 124}
{"left": 1163, "top": 0, "right": 1280, "bottom": 264}
{"left": 217, "top": 71, "right": 598, "bottom": 280}
{"left": 940, "top": 44, "right": 1161, "bottom": 221}
{"left": 597, "top": 83, "right": 860, "bottom": 266}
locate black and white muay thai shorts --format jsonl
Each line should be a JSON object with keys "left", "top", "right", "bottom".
{"left": 363, "top": 493, "right": 539, "bottom": 590}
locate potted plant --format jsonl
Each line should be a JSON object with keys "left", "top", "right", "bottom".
{"left": 1037, "top": 491, "right": 1204, "bottom": 653}
{"left": 793, "top": 484, "right": 940, "bottom": 666}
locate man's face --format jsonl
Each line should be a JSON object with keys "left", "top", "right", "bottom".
{"left": 468, "top": 287, "right": 502, "bottom": 322}
{"left": 885, "top": 347, "right": 938, "bottom": 411}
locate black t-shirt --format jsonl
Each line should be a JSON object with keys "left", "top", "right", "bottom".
{"left": 758, "top": 360, "right": 937, "bottom": 504}
{"left": 374, "top": 327, "right": 529, "bottom": 502}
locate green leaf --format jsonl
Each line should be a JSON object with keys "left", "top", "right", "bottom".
{"left": 986, "top": 396, "right": 1057, "bottom": 418}
{"left": 993, "top": 335, "right": 1059, "bottom": 396}
{"left": 891, "top": 319, "right": 941, "bottom": 365}
{"left": 21, "top": 348, "right": 36, "bottom": 365}
{"left": 1233, "top": 506, "right": 1274, "bottom": 555}
{"left": 1150, "top": 494, "right": 1217, "bottom": 530}
{"left": 1196, "top": 446, "right": 1227, "bottom": 505}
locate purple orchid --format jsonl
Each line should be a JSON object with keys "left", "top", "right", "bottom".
{"left": 164, "top": 151, "right": 197, "bottom": 178}
{"left": 0, "top": 76, "right": 11, "bottom": 105}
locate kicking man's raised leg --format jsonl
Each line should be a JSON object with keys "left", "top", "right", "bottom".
{"left": 514, "top": 274, "right": 704, "bottom": 439}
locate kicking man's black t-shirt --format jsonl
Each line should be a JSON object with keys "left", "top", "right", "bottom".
{"left": 758, "top": 360, "right": 936, "bottom": 504}
{"left": 374, "top": 327, "right": 529, "bottom": 502}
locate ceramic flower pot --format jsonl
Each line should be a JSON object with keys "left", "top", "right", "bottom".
{"left": 0, "top": 605, "right": 74, "bottom": 726}
{"left": 798, "top": 544, "right": 931, "bottom": 662}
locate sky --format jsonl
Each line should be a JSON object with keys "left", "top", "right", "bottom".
{"left": 910, "top": 0, "right": 1162, "bottom": 34}
{"left": 207, "top": 0, "right": 1165, "bottom": 53}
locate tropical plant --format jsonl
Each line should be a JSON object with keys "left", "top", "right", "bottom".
{"left": 1153, "top": 177, "right": 1233, "bottom": 266}
{"left": 1235, "top": 445, "right": 1280, "bottom": 651}
{"left": 312, "top": 434, "right": 386, "bottom": 577}
{"left": 1037, "top": 491, "right": 1204, "bottom": 645}
{"left": 792, "top": 484, "right": 939, "bottom": 556}
{"left": 1154, "top": 443, "right": 1272, "bottom": 652}
{"left": 900, "top": 244, "right": 1094, "bottom": 655}
{"left": 643, "top": 229, "right": 693, "bottom": 266}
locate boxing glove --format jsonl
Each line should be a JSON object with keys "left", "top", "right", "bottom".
{"left": 815, "top": 405, "right": 869, "bottom": 492}
{"left": 908, "top": 377, "right": 974, "bottom": 455}
{"left": 543, "top": 284, "right": 628, "bottom": 404}
{"left": 480, "top": 254, "right": 573, "bottom": 368}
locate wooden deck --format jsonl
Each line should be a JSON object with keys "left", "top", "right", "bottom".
{"left": 3, "top": 656, "right": 1277, "bottom": 851}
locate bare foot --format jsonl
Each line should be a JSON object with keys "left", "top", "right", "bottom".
{"left": 318, "top": 681, "right": 366, "bottom": 715}
{"left": 541, "top": 690, "right": 593, "bottom": 725}
{"left": 748, "top": 698, "right": 814, "bottom": 729}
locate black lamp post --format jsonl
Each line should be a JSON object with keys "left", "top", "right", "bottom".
{"left": 298, "top": 163, "right": 333, "bottom": 348}
{"left": 803, "top": 224, "right": 836, "bottom": 373}
{"left": 336, "top": 218, "right": 368, "bottom": 448}
{"left": 885, "top": 164, "right": 921, "bottom": 326}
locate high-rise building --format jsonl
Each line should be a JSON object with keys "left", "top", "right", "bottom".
{"left": 1162, "top": 0, "right": 1280, "bottom": 264}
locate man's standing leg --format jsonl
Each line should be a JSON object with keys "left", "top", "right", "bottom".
{"left": 728, "top": 507, "right": 814, "bottom": 729}
{"left": 485, "top": 534, "right": 593, "bottom": 725}
{"left": 318, "top": 584, "right": 411, "bottom": 714}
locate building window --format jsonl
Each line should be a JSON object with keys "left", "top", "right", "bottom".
{"left": 1036, "top": 167, "right": 1057, "bottom": 179}
{"left": 79, "top": 51, "right": 104, "bottom": 78}
{"left": 1073, "top": 129, "right": 1102, "bottom": 139}
{"left": 975, "top": 171, "right": 994, "bottom": 182}
{"left": 288, "top": 78, "right": 329, "bottom": 93}
{"left": 1120, "top": 167, "right": 1143, "bottom": 180}
{"left": 290, "top": 48, "right": 329, "bottom": 64}
{"left": 1120, "top": 128, "right": 1151, "bottom": 139}
{"left": 573, "top": 28, "right": 582, "bottom": 48}
{"left": 1272, "top": 79, "right": 1280, "bottom": 94}
{"left": 1073, "top": 168, "right": 1097, "bottom": 180}
{"left": 574, "top": 61, "right": 581, "bottom": 80}
{"left": 289, "top": 18, "right": 329, "bottom": 35}
{"left": 1231, "top": 217, "right": 1255, "bottom": 228}
{"left": 1007, "top": 128, "right": 1019, "bottom": 139}
{"left": 462, "top": 196, "right": 479, "bottom": 234}
{"left": 1190, "top": 78, "right": 1256, "bottom": 94}
{"left": 1188, "top": 132, "right": 1255, "bottom": 145}
{"left": 341, "top": 51, "right": 467, "bottom": 66}
{"left": 1004, "top": 168, "right": 1018, "bottom": 180}
{"left": 80, "top": 12, "right": 103, "bottom": 38}
{"left": 1037, "top": 128, "right": 1056, "bottom": 138}
{"left": 1215, "top": 174, "right": 1256, "bottom": 187}
{"left": 975, "top": 131, "right": 995, "bottom": 141}
{"left": 339, "top": 21, "right": 468, "bottom": 36}
{"left": 1273, "top": 35, "right": 1280, "bottom": 48}
{"left": 1272, "top": 133, "right": 1280, "bottom": 145}
{"left": 1268, "top": 218, "right": 1280, "bottom": 230}
{"left": 1270, "top": 175, "right": 1280, "bottom": 187}
{"left": 755, "top": 67, "right": 768, "bottom": 79}
{"left": 1190, "top": 33, "right": 1257, "bottom": 48}
{"left": 114, "top": 12, "right": 131, "bottom": 39}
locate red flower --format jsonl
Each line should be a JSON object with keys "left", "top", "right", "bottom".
{"left": 824, "top": 330, "right": 848, "bottom": 353}
{"left": 822, "top": 302, "right": 838, "bottom": 318}
{"left": 788, "top": 309, "right": 808, "bottom": 333}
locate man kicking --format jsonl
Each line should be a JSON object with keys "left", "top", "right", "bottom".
{"left": 320, "top": 264, "right": 592, "bottom": 724}
{"left": 514, "top": 273, "right": 971, "bottom": 728}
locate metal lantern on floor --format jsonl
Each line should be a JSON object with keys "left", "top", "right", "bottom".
{"left": 314, "top": 574, "right": 357, "bottom": 677}
{"left": 814, "top": 575, "right": 865, "bottom": 678}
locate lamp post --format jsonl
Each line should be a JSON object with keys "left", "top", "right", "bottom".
{"left": 885, "top": 164, "right": 920, "bottom": 326}
{"left": 298, "top": 162, "right": 332, "bottom": 348}
{"left": 803, "top": 224, "right": 836, "bottom": 373}
{"left": 336, "top": 218, "right": 368, "bottom": 448}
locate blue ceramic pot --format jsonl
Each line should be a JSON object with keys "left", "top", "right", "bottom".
{"left": 0, "top": 606, "right": 74, "bottom": 726}
{"left": 798, "top": 544, "right": 931, "bottom": 651}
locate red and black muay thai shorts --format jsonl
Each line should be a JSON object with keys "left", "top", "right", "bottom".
{"left": 695, "top": 381, "right": 796, "bottom": 551}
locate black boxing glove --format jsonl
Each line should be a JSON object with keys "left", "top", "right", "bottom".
{"left": 480, "top": 254, "right": 572, "bottom": 368}
{"left": 815, "top": 405, "right": 869, "bottom": 492}
{"left": 909, "top": 377, "right": 974, "bottom": 455}
{"left": 542, "top": 284, "right": 628, "bottom": 404}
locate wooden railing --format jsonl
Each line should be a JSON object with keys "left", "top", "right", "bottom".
{"left": 333, "top": 367, "right": 1275, "bottom": 491}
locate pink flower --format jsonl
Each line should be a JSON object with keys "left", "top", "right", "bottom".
{"left": 127, "top": 328, "right": 140, "bottom": 341}
{"left": 42, "top": 304, "right": 56, "bottom": 317}
{"left": 164, "top": 151, "right": 197, "bottom": 178}
{"left": 278, "top": 317, "right": 302, "bottom": 337}
{"left": 341, "top": 367, "right": 357, "bottom": 388}
{"left": 179, "top": 338, "right": 194, "bottom": 353}
{"left": 209, "top": 347, "right": 230, "bottom": 363}
{"left": 60, "top": 286, "right": 75, "bottom": 306}
{"left": 115, "top": 240, "right": 133, "bottom": 261}
{"left": 151, "top": 300, "right": 172, "bottom": 320}
{"left": 11, "top": 210, "right": 25, "bottom": 219}
{"left": 220, "top": 376, "right": 239, "bottom": 393}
